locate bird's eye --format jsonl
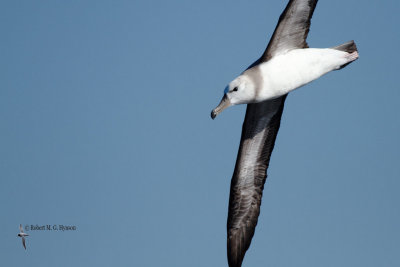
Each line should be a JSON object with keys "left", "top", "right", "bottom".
{"left": 232, "top": 87, "right": 238, "bottom": 92}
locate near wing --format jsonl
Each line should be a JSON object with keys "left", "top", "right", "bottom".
{"left": 227, "top": 1, "right": 318, "bottom": 266}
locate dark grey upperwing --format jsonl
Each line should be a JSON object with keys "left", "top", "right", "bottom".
{"left": 261, "top": 0, "right": 318, "bottom": 61}
{"left": 227, "top": 1, "right": 318, "bottom": 266}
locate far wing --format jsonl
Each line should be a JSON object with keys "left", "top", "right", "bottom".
{"left": 261, "top": 0, "right": 318, "bottom": 62}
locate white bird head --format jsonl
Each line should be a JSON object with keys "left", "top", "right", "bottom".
{"left": 211, "top": 75, "right": 256, "bottom": 119}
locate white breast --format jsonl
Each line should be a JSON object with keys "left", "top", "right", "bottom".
{"left": 257, "top": 48, "right": 350, "bottom": 101}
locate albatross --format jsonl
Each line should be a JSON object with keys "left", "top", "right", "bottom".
{"left": 17, "top": 224, "right": 29, "bottom": 250}
{"left": 211, "top": 0, "right": 358, "bottom": 266}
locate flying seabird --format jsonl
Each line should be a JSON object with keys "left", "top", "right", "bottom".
{"left": 17, "top": 224, "right": 29, "bottom": 250}
{"left": 211, "top": 0, "right": 358, "bottom": 266}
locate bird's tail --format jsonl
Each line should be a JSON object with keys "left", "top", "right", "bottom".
{"left": 332, "top": 40, "right": 359, "bottom": 69}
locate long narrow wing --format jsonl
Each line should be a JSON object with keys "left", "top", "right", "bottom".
{"left": 227, "top": 1, "right": 318, "bottom": 266}
{"left": 22, "top": 237, "right": 26, "bottom": 249}
{"left": 227, "top": 97, "right": 287, "bottom": 266}
{"left": 19, "top": 224, "right": 24, "bottom": 233}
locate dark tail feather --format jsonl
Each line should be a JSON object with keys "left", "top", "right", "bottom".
{"left": 332, "top": 40, "right": 358, "bottom": 70}
{"left": 333, "top": 40, "right": 358, "bottom": 53}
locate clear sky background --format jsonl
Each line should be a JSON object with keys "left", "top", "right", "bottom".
{"left": 1, "top": 0, "right": 399, "bottom": 266}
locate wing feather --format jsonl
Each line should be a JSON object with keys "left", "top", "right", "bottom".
{"left": 227, "top": 1, "right": 319, "bottom": 266}
{"left": 261, "top": 0, "right": 318, "bottom": 62}
{"left": 227, "top": 96, "right": 287, "bottom": 267}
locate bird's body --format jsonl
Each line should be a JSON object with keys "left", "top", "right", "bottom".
{"left": 244, "top": 48, "right": 358, "bottom": 102}
{"left": 210, "top": 0, "right": 358, "bottom": 266}
{"left": 221, "top": 46, "right": 359, "bottom": 109}
{"left": 17, "top": 233, "right": 28, "bottom": 237}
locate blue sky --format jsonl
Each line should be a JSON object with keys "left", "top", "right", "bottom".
{"left": 1, "top": 0, "right": 399, "bottom": 266}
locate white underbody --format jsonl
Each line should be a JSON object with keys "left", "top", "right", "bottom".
{"left": 255, "top": 48, "right": 355, "bottom": 101}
